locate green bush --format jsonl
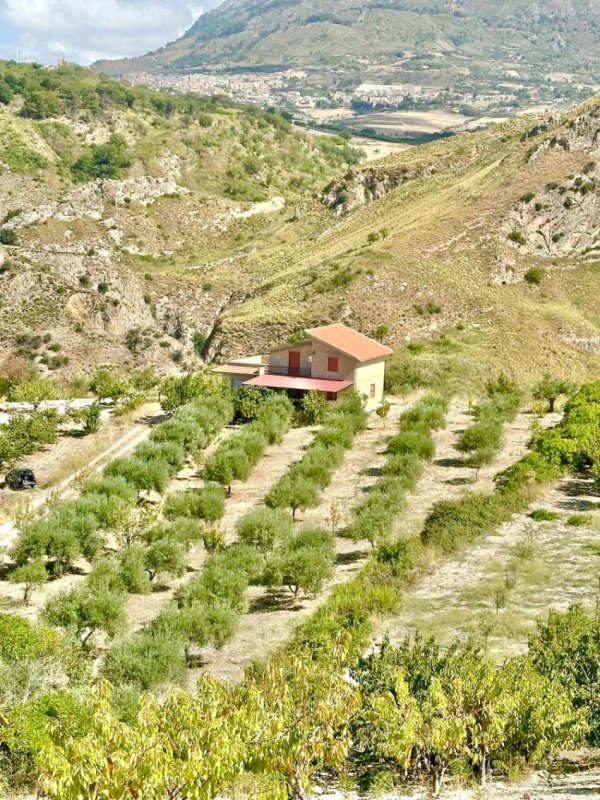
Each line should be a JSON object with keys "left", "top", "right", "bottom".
{"left": 104, "top": 456, "right": 171, "bottom": 493}
{"left": 529, "top": 508, "right": 560, "bottom": 522}
{"left": 144, "top": 539, "right": 187, "bottom": 582}
{"left": 265, "top": 473, "right": 320, "bottom": 519}
{"left": 43, "top": 584, "right": 126, "bottom": 645}
{"left": 143, "top": 519, "right": 203, "bottom": 549}
{"left": 163, "top": 485, "right": 225, "bottom": 523}
{"left": 525, "top": 267, "right": 546, "bottom": 285}
{"left": 0, "top": 228, "right": 16, "bottom": 245}
{"left": 263, "top": 527, "right": 335, "bottom": 598}
{"left": 71, "top": 134, "right": 131, "bottom": 182}
{"left": 102, "top": 630, "right": 187, "bottom": 691}
{"left": 236, "top": 508, "right": 294, "bottom": 552}
{"left": 388, "top": 429, "right": 435, "bottom": 461}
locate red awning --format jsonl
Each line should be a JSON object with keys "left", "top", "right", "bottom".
{"left": 243, "top": 374, "right": 354, "bottom": 393}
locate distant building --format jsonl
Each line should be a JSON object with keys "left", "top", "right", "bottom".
{"left": 214, "top": 323, "right": 392, "bottom": 410}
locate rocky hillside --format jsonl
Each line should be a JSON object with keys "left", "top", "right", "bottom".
{"left": 201, "top": 95, "right": 600, "bottom": 388}
{"left": 0, "top": 62, "right": 359, "bottom": 380}
{"left": 95, "top": 0, "right": 600, "bottom": 101}
{"left": 1, "top": 61, "right": 599, "bottom": 391}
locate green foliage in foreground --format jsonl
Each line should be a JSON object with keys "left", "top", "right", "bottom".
{"left": 2, "top": 384, "right": 599, "bottom": 798}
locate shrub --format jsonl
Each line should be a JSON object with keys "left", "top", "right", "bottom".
{"left": 529, "top": 605, "right": 600, "bottom": 743}
{"left": 43, "top": 584, "right": 126, "bottom": 645}
{"left": 351, "top": 495, "right": 396, "bottom": 547}
{"left": 236, "top": 508, "right": 293, "bottom": 552}
{"left": 263, "top": 527, "right": 334, "bottom": 598}
{"left": 144, "top": 519, "right": 203, "bottom": 549}
{"left": 421, "top": 493, "right": 512, "bottom": 554}
{"left": 163, "top": 485, "right": 225, "bottom": 523}
{"left": 232, "top": 386, "right": 274, "bottom": 422}
{"left": 509, "top": 230, "right": 526, "bottom": 245}
{"left": 382, "top": 452, "right": 423, "bottom": 489}
{"left": 178, "top": 550, "right": 251, "bottom": 615}
{"left": 144, "top": 539, "right": 187, "bottom": 582}
{"left": 388, "top": 430, "right": 435, "bottom": 461}
{"left": 104, "top": 456, "right": 171, "bottom": 493}
{"left": 525, "top": 267, "right": 546, "bottom": 285}
{"left": 529, "top": 508, "right": 560, "bottom": 522}
{"left": 0, "top": 228, "right": 16, "bottom": 246}
{"left": 265, "top": 474, "right": 320, "bottom": 519}
{"left": 298, "top": 390, "right": 329, "bottom": 425}
{"left": 204, "top": 447, "right": 251, "bottom": 494}
{"left": 102, "top": 630, "right": 187, "bottom": 691}
{"left": 116, "top": 547, "right": 152, "bottom": 594}
{"left": 533, "top": 376, "right": 576, "bottom": 413}
{"left": 9, "top": 559, "right": 47, "bottom": 605}
{"left": 566, "top": 514, "right": 592, "bottom": 527}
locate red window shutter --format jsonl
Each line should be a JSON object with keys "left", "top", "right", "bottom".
{"left": 370, "top": 383, "right": 376, "bottom": 398}
{"left": 326, "top": 392, "right": 336, "bottom": 401}
{"left": 328, "top": 356, "right": 338, "bottom": 372}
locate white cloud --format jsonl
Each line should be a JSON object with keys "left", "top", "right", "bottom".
{"left": 0, "top": 0, "right": 223, "bottom": 65}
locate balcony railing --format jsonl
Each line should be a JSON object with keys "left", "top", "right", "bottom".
{"left": 265, "top": 365, "right": 312, "bottom": 378}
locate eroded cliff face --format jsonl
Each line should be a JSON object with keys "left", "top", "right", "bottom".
{"left": 322, "top": 163, "right": 436, "bottom": 215}
{"left": 504, "top": 110, "right": 600, "bottom": 259}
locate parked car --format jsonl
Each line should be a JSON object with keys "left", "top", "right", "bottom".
{"left": 2, "top": 468, "right": 37, "bottom": 490}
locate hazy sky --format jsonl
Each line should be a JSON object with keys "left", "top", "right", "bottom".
{"left": 0, "top": 0, "right": 223, "bottom": 65}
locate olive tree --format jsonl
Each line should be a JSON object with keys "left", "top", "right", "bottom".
{"left": 533, "top": 376, "right": 576, "bottom": 413}
{"left": 9, "top": 559, "right": 47, "bottom": 605}
{"left": 265, "top": 475, "right": 319, "bottom": 520}
{"left": 236, "top": 508, "right": 293, "bottom": 552}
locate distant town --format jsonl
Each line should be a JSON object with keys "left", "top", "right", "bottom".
{"left": 128, "top": 68, "right": 598, "bottom": 137}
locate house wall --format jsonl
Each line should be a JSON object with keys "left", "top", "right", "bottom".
{"left": 216, "top": 370, "right": 253, "bottom": 389}
{"left": 310, "top": 343, "right": 357, "bottom": 381}
{"left": 354, "top": 360, "right": 386, "bottom": 410}
{"left": 269, "top": 342, "right": 312, "bottom": 373}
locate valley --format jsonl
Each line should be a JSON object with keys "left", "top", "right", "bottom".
{"left": 0, "top": 39, "right": 599, "bottom": 800}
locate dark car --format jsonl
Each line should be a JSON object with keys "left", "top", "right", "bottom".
{"left": 3, "top": 468, "right": 37, "bottom": 490}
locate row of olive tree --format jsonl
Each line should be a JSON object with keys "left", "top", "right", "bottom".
{"left": 265, "top": 391, "right": 368, "bottom": 519}
{"left": 98, "top": 393, "right": 333, "bottom": 691}
{"left": 423, "top": 382, "right": 599, "bottom": 555}
{"left": 349, "top": 394, "right": 448, "bottom": 549}
{"left": 9, "top": 393, "right": 234, "bottom": 611}
{"left": 456, "top": 375, "right": 523, "bottom": 475}
{"left": 203, "top": 393, "right": 293, "bottom": 495}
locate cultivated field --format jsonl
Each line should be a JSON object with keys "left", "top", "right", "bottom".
{"left": 347, "top": 110, "right": 470, "bottom": 136}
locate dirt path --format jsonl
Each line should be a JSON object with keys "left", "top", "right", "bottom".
{"left": 0, "top": 405, "right": 162, "bottom": 619}
{"left": 198, "top": 404, "right": 557, "bottom": 684}
{"left": 0, "top": 404, "right": 161, "bottom": 548}
{"left": 196, "top": 398, "right": 412, "bottom": 684}
{"left": 380, "top": 474, "right": 600, "bottom": 661}
{"left": 397, "top": 408, "right": 558, "bottom": 540}
{"left": 125, "top": 425, "right": 317, "bottom": 632}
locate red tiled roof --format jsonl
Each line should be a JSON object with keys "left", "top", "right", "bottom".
{"left": 305, "top": 323, "right": 393, "bottom": 362}
{"left": 243, "top": 374, "right": 353, "bottom": 392}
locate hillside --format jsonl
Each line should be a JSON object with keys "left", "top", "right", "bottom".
{"left": 204, "top": 97, "right": 600, "bottom": 390}
{"left": 0, "top": 61, "right": 599, "bottom": 391}
{"left": 0, "top": 62, "right": 359, "bottom": 379}
{"left": 95, "top": 0, "right": 600, "bottom": 111}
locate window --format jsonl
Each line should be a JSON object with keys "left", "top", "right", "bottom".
{"left": 327, "top": 356, "right": 338, "bottom": 372}
{"left": 326, "top": 392, "right": 336, "bottom": 402}
{"left": 369, "top": 383, "right": 376, "bottom": 399}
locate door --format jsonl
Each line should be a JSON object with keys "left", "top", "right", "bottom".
{"left": 288, "top": 351, "right": 301, "bottom": 376}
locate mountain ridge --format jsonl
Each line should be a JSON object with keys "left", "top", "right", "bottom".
{"left": 93, "top": 0, "right": 600, "bottom": 76}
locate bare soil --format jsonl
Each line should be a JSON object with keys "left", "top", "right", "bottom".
{"left": 379, "top": 475, "right": 600, "bottom": 661}
{"left": 0, "top": 404, "right": 161, "bottom": 618}
{"left": 192, "top": 400, "right": 545, "bottom": 685}
{"left": 125, "top": 424, "right": 317, "bottom": 632}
